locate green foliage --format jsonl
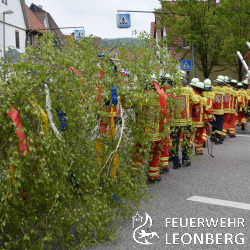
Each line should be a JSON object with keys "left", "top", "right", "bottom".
{"left": 219, "top": 0, "right": 250, "bottom": 80}
{"left": 0, "top": 32, "right": 182, "bottom": 249}
{"left": 157, "top": 0, "right": 226, "bottom": 78}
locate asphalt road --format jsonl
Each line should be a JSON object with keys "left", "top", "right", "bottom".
{"left": 86, "top": 125, "right": 250, "bottom": 250}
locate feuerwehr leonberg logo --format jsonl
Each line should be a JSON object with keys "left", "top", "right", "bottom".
{"left": 132, "top": 212, "right": 159, "bottom": 245}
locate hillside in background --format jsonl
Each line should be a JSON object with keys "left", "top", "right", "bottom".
{"left": 101, "top": 37, "right": 144, "bottom": 47}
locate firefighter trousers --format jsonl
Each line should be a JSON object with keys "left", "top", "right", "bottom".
{"left": 222, "top": 113, "right": 231, "bottom": 138}
{"left": 131, "top": 139, "right": 165, "bottom": 180}
{"left": 159, "top": 137, "right": 169, "bottom": 171}
{"left": 172, "top": 126, "right": 191, "bottom": 165}
{"left": 212, "top": 115, "right": 224, "bottom": 135}
{"left": 195, "top": 127, "right": 204, "bottom": 154}
{"left": 229, "top": 113, "right": 236, "bottom": 136}
{"left": 238, "top": 111, "right": 247, "bottom": 126}
{"left": 202, "top": 127, "right": 207, "bottom": 143}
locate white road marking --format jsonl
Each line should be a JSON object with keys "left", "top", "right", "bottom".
{"left": 235, "top": 134, "right": 250, "bottom": 137}
{"left": 187, "top": 196, "right": 250, "bottom": 210}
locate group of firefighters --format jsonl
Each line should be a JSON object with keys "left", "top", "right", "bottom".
{"left": 128, "top": 71, "right": 250, "bottom": 183}
{"left": 97, "top": 66, "right": 250, "bottom": 184}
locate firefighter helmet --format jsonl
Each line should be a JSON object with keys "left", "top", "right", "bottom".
{"left": 190, "top": 78, "right": 200, "bottom": 86}
{"left": 193, "top": 81, "right": 205, "bottom": 93}
{"left": 195, "top": 81, "right": 205, "bottom": 90}
{"left": 204, "top": 78, "right": 213, "bottom": 91}
{"left": 165, "top": 73, "right": 172, "bottom": 80}
{"left": 237, "top": 82, "right": 243, "bottom": 87}
{"left": 243, "top": 79, "right": 249, "bottom": 85}
{"left": 178, "top": 70, "right": 188, "bottom": 84}
{"left": 214, "top": 75, "right": 225, "bottom": 84}
{"left": 224, "top": 76, "right": 231, "bottom": 84}
{"left": 230, "top": 79, "right": 238, "bottom": 85}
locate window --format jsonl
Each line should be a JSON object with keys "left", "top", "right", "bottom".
{"left": 5, "top": 0, "right": 7, "bottom": 5}
{"left": 27, "top": 35, "right": 32, "bottom": 46}
{"left": 15, "top": 31, "right": 20, "bottom": 49}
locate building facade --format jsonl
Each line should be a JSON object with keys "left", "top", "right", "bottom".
{"left": 0, "top": 0, "right": 29, "bottom": 58}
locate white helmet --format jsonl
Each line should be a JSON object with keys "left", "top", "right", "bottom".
{"left": 243, "top": 79, "right": 249, "bottom": 85}
{"left": 190, "top": 78, "right": 200, "bottom": 87}
{"left": 194, "top": 81, "right": 205, "bottom": 90}
{"left": 237, "top": 82, "right": 243, "bottom": 87}
{"left": 214, "top": 75, "right": 225, "bottom": 84}
{"left": 204, "top": 78, "right": 213, "bottom": 91}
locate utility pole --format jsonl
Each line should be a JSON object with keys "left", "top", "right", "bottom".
{"left": 192, "top": 42, "right": 196, "bottom": 78}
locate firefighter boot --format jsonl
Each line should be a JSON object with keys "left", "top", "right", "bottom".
{"left": 215, "top": 133, "right": 223, "bottom": 145}
{"left": 241, "top": 123, "right": 245, "bottom": 131}
{"left": 173, "top": 163, "right": 181, "bottom": 169}
{"left": 160, "top": 168, "right": 169, "bottom": 174}
{"left": 210, "top": 135, "right": 215, "bottom": 142}
{"left": 182, "top": 159, "right": 191, "bottom": 166}
{"left": 148, "top": 175, "right": 162, "bottom": 184}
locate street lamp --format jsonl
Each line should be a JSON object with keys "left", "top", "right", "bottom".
{"left": 2, "top": 10, "right": 14, "bottom": 81}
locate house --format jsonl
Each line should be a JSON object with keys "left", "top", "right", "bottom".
{"left": 0, "top": 0, "right": 30, "bottom": 58}
{"left": 26, "top": 5, "right": 48, "bottom": 46}
{"left": 150, "top": 20, "right": 190, "bottom": 60}
{"left": 29, "top": 3, "right": 63, "bottom": 39}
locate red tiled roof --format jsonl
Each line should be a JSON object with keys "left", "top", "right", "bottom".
{"left": 31, "top": 3, "right": 63, "bottom": 37}
{"left": 26, "top": 5, "right": 48, "bottom": 32}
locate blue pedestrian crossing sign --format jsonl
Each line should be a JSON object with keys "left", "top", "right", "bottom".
{"left": 74, "top": 30, "right": 85, "bottom": 41}
{"left": 181, "top": 60, "right": 192, "bottom": 71}
{"left": 117, "top": 14, "right": 131, "bottom": 28}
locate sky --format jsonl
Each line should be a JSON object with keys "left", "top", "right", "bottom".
{"left": 25, "top": 0, "right": 161, "bottom": 38}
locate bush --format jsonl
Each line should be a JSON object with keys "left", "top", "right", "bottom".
{"left": 0, "top": 32, "right": 181, "bottom": 249}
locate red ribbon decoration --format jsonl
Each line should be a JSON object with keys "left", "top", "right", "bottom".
{"left": 7, "top": 107, "right": 31, "bottom": 157}
{"left": 70, "top": 66, "right": 102, "bottom": 103}
{"left": 7, "top": 106, "right": 30, "bottom": 204}
{"left": 153, "top": 81, "right": 168, "bottom": 117}
{"left": 70, "top": 67, "right": 84, "bottom": 83}
{"left": 70, "top": 67, "right": 87, "bottom": 102}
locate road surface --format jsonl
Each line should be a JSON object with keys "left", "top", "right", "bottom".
{"left": 86, "top": 125, "right": 250, "bottom": 250}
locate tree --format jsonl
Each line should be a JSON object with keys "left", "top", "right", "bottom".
{"left": 0, "top": 32, "right": 182, "bottom": 249}
{"left": 219, "top": 0, "right": 250, "bottom": 81}
{"left": 157, "top": 0, "right": 226, "bottom": 78}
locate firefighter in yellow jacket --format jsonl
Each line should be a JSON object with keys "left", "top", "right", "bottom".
{"left": 131, "top": 75, "right": 169, "bottom": 183}
{"left": 237, "top": 81, "right": 250, "bottom": 131}
{"left": 191, "top": 81, "right": 211, "bottom": 155}
{"left": 228, "top": 79, "right": 241, "bottom": 137}
{"left": 171, "top": 71, "right": 200, "bottom": 169}
{"left": 202, "top": 79, "right": 215, "bottom": 147}
{"left": 211, "top": 75, "right": 226, "bottom": 144}
{"left": 221, "top": 76, "right": 233, "bottom": 140}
